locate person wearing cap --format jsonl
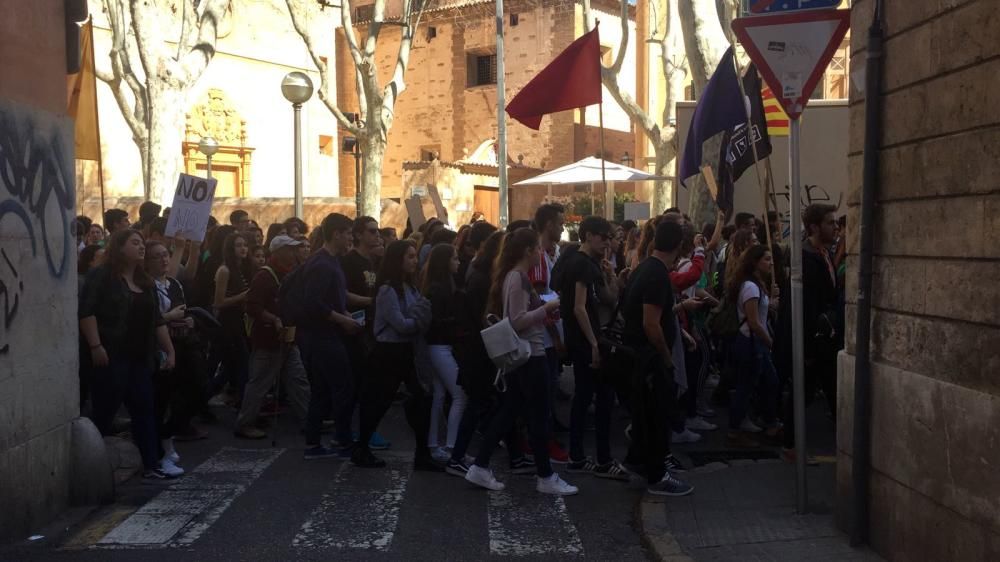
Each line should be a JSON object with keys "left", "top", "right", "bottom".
{"left": 233, "top": 234, "right": 312, "bottom": 439}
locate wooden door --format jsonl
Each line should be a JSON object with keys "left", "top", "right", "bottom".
{"left": 474, "top": 186, "right": 500, "bottom": 225}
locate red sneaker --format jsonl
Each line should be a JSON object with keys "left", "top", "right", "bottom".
{"left": 547, "top": 440, "right": 569, "bottom": 464}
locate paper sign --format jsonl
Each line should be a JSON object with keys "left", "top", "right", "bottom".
{"left": 404, "top": 196, "right": 427, "bottom": 230}
{"left": 624, "top": 202, "right": 651, "bottom": 222}
{"left": 165, "top": 173, "right": 217, "bottom": 242}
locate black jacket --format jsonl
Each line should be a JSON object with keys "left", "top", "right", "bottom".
{"left": 802, "top": 237, "right": 838, "bottom": 359}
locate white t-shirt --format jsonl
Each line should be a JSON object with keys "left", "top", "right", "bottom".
{"left": 737, "top": 280, "right": 769, "bottom": 338}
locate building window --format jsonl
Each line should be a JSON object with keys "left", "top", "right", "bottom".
{"left": 467, "top": 53, "right": 497, "bottom": 87}
{"left": 355, "top": 4, "right": 374, "bottom": 22}
{"left": 319, "top": 135, "right": 334, "bottom": 156}
{"left": 420, "top": 145, "right": 440, "bottom": 161}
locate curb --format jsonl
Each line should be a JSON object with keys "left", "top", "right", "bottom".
{"left": 636, "top": 496, "right": 694, "bottom": 562}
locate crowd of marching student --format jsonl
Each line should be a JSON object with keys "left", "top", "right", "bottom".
{"left": 72, "top": 200, "right": 845, "bottom": 496}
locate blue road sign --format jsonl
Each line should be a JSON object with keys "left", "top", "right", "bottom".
{"left": 749, "top": 0, "right": 840, "bottom": 14}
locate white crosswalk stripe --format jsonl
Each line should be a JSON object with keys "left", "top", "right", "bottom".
{"left": 84, "top": 449, "right": 592, "bottom": 557}
{"left": 292, "top": 460, "right": 410, "bottom": 551}
{"left": 488, "top": 485, "right": 585, "bottom": 556}
{"left": 95, "top": 447, "right": 284, "bottom": 548}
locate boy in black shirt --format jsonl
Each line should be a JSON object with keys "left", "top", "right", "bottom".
{"left": 554, "top": 216, "right": 627, "bottom": 479}
{"left": 622, "top": 220, "right": 694, "bottom": 497}
{"left": 339, "top": 216, "right": 390, "bottom": 450}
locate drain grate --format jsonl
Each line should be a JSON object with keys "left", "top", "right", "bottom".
{"left": 685, "top": 449, "right": 780, "bottom": 466}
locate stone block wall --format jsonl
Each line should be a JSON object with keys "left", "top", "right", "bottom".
{"left": 839, "top": 1, "right": 1000, "bottom": 559}
{"left": 0, "top": 1, "right": 79, "bottom": 542}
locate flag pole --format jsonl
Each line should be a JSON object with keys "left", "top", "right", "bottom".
{"left": 598, "top": 101, "right": 610, "bottom": 219}
{"left": 496, "top": 0, "right": 509, "bottom": 228}
{"left": 730, "top": 49, "right": 773, "bottom": 253}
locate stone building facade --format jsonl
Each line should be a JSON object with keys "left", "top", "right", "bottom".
{"left": 839, "top": 1, "right": 1000, "bottom": 559}
{"left": 0, "top": 0, "right": 81, "bottom": 542}
{"left": 337, "top": 0, "right": 637, "bottom": 224}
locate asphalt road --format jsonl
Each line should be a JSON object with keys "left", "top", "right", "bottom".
{"left": 2, "top": 375, "right": 651, "bottom": 562}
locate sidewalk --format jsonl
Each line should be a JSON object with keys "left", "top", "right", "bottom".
{"left": 639, "top": 460, "right": 885, "bottom": 561}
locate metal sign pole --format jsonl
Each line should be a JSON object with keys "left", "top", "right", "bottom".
{"left": 789, "top": 116, "right": 807, "bottom": 513}
{"left": 495, "top": 0, "right": 509, "bottom": 228}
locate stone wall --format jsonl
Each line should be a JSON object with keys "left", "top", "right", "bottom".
{"left": 839, "top": 1, "right": 1000, "bottom": 559}
{"left": 0, "top": 1, "right": 79, "bottom": 542}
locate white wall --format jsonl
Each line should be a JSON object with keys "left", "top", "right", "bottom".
{"left": 675, "top": 99, "right": 849, "bottom": 231}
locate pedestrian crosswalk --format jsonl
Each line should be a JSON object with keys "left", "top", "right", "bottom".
{"left": 71, "top": 446, "right": 635, "bottom": 558}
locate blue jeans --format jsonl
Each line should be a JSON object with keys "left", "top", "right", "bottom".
{"left": 90, "top": 355, "right": 159, "bottom": 470}
{"left": 729, "top": 334, "right": 779, "bottom": 431}
{"left": 475, "top": 356, "right": 553, "bottom": 478}
{"left": 298, "top": 330, "right": 354, "bottom": 445}
{"left": 570, "top": 348, "right": 613, "bottom": 464}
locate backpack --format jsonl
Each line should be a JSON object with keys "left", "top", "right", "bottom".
{"left": 245, "top": 266, "right": 280, "bottom": 336}
{"left": 278, "top": 261, "right": 310, "bottom": 327}
{"left": 706, "top": 293, "right": 744, "bottom": 337}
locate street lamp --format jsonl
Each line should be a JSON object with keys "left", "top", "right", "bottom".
{"left": 621, "top": 151, "right": 633, "bottom": 168}
{"left": 281, "top": 71, "right": 314, "bottom": 219}
{"left": 197, "top": 136, "right": 219, "bottom": 178}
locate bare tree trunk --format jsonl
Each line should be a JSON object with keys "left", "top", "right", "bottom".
{"left": 147, "top": 86, "right": 187, "bottom": 204}
{"left": 678, "top": 0, "right": 729, "bottom": 93}
{"left": 360, "top": 133, "right": 385, "bottom": 220}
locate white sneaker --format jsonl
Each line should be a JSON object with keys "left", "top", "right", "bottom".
{"left": 160, "top": 458, "right": 185, "bottom": 477}
{"left": 536, "top": 473, "right": 578, "bottom": 496}
{"left": 165, "top": 450, "right": 180, "bottom": 464}
{"left": 685, "top": 417, "right": 718, "bottom": 432}
{"left": 671, "top": 429, "right": 702, "bottom": 444}
{"left": 740, "top": 418, "right": 764, "bottom": 433}
{"left": 465, "top": 465, "right": 505, "bottom": 491}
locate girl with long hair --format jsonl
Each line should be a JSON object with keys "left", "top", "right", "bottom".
{"left": 446, "top": 230, "right": 524, "bottom": 476}
{"left": 352, "top": 240, "right": 437, "bottom": 470}
{"left": 145, "top": 241, "right": 208, "bottom": 474}
{"left": 80, "top": 230, "right": 177, "bottom": 480}
{"left": 465, "top": 229, "right": 576, "bottom": 496}
{"left": 421, "top": 244, "right": 469, "bottom": 462}
{"left": 725, "top": 244, "right": 779, "bottom": 447}
{"left": 213, "top": 232, "right": 252, "bottom": 406}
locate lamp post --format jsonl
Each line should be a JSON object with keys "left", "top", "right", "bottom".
{"left": 281, "top": 71, "right": 314, "bottom": 219}
{"left": 621, "top": 151, "right": 633, "bottom": 168}
{"left": 198, "top": 136, "right": 219, "bottom": 179}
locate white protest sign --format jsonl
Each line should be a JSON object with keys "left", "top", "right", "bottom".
{"left": 165, "top": 173, "right": 217, "bottom": 242}
{"left": 624, "top": 201, "right": 651, "bottom": 222}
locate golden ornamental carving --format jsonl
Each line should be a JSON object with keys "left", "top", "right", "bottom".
{"left": 187, "top": 88, "right": 242, "bottom": 145}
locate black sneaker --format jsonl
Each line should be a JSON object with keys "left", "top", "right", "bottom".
{"left": 351, "top": 446, "right": 387, "bottom": 468}
{"left": 445, "top": 458, "right": 470, "bottom": 477}
{"left": 509, "top": 457, "right": 536, "bottom": 475}
{"left": 304, "top": 445, "right": 339, "bottom": 460}
{"left": 647, "top": 473, "right": 694, "bottom": 497}
{"left": 665, "top": 454, "right": 687, "bottom": 473}
{"left": 566, "top": 457, "right": 598, "bottom": 474}
{"left": 593, "top": 459, "right": 631, "bottom": 481}
{"left": 413, "top": 456, "right": 445, "bottom": 472}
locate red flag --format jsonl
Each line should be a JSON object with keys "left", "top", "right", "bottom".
{"left": 506, "top": 28, "right": 602, "bottom": 130}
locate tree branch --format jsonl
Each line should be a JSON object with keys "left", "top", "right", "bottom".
{"left": 176, "top": 0, "right": 229, "bottom": 87}
{"left": 383, "top": 0, "right": 430, "bottom": 125}
{"left": 285, "top": 0, "right": 363, "bottom": 136}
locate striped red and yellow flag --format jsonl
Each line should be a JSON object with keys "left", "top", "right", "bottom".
{"left": 762, "top": 85, "right": 790, "bottom": 137}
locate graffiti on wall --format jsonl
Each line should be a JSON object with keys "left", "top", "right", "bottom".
{"left": 0, "top": 99, "right": 76, "bottom": 354}
{"left": 775, "top": 183, "right": 843, "bottom": 239}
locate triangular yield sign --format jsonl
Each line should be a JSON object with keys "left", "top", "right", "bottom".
{"left": 732, "top": 10, "right": 850, "bottom": 119}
